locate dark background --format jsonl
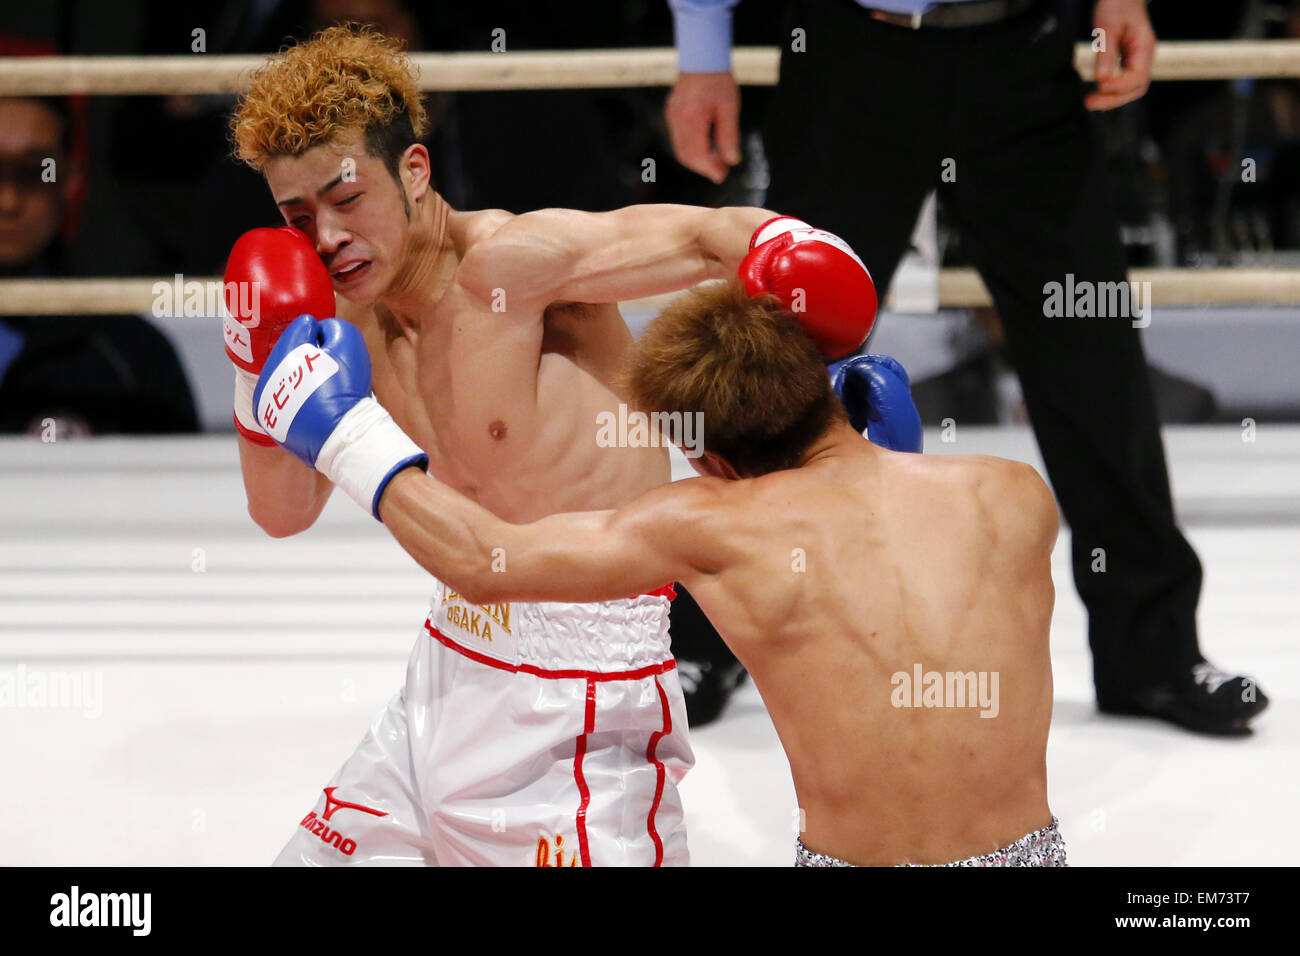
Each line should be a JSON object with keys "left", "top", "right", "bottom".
{"left": 6, "top": 0, "right": 1298, "bottom": 279}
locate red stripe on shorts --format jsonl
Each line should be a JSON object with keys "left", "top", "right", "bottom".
{"left": 645, "top": 676, "right": 672, "bottom": 866}
{"left": 574, "top": 678, "right": 597, "bottom": 868}
{"left": 424, "top": 623, "right": 676, "bottom": 682}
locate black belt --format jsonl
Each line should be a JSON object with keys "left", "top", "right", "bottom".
{"left": 866, "top": 0, "right": 1039, "bottom": 30}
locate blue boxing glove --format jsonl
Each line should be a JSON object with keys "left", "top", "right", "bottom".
{"left": 254, "top": 314, "right": 427, "bottom": 518}
{"left": 828, "top": 354, "right": 923, "bottom": 453}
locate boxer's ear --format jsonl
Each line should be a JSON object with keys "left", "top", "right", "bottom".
{"left": 400, "top": 143, "right": 431, "bottom": 203}
{"left": 690, "top": 450, "right": 742, "bottom": 481}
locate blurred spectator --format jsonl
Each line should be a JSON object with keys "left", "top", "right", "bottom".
{"left": 0, "top": 95, "right": 198, "bottom": 436}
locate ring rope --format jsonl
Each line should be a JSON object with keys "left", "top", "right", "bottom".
{"left": 3, "top": 40, "right": 1298, "bottom": 315}
{"left": 2, "top": 269, "right": 1297, "bottom": 316}
{"left": 0, "top": 42, "right": 1299, "bottom": 96}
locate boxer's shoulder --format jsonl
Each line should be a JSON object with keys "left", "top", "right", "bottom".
{"left": 472, "top": 206, "right": 577, "bottom": 244}
{"left": 996, "top": 461, "right": 1059, "bottom": 557}
{"left": 864, "top": 447, "right": 980, "bottom": 491}
{"left": 887, "top": 450, "right": 1021, "bottom": 487}
{"left": 952, "top": 456, "right": 1057, "bottom": 558}
{"left": 960, "top": 456, "right": 1052, "bottom": 513}
{"left": 947, "top": 454, "right": 1048, "bottom": 510}
{"left": 874, "top": 452, "right": 1052, "bottom": 539}
{"left": 457, "top": 207, "right": 515, "bottom": 250}
{"left": 473, "top": 205, "right": 656, "bottom": 253}
{"left": 454, "top": 208, "right": 580, "bottom": 305}
{"left": 626, "top": 474, "right": 730, "bottom": 531}
{"left": 618, "top": 475, "right": 738, "bottom": 569}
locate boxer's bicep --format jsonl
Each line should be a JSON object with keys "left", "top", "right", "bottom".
{"left": 556, "top": 205, "right": 728, "bottom": 303}
{"left": 485, "top": 483, "right": 718, "bottom": 604}
{"left": 482, "top": 205, "right": 741, "bottom": 306}
{"left": 379, "top": 469, "right": 672, "bottom": 604}
{"left": 491, "top": 508, "right": 683, "bottom": 605}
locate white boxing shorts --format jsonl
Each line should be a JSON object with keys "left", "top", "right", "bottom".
{"left": 274, "top": 579, "right": 693, "bottom": 866}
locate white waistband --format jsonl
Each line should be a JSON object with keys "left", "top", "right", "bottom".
{"left": 424, "top": 579, "right": 676, "bottom": 675}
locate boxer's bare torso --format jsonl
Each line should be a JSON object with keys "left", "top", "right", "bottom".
{"left": 380, "top": 421, "right": 1059, "bottom": 865}
{"left": 339, "top": 206, "right": 669, "bottom": 521}
{"left": 672, "top": 432, "right": 1058, "bottom": 865}
{"left": 252, "top": 131, "right": 769, "bottom": 525}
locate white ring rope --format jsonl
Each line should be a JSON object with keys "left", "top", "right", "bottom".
{"left": 1, "top": 269, "right": 1297, "bottom": 317}
{"left": 0, "top": 42, "right": 1298, "bottom": 96}
{"left": 2, "top": 40, "right": 1298, "bottom": 314}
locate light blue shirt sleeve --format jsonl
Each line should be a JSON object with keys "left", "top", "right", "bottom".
{"left": 850, "top": 1, "right": 952, "bottom": 13}
{"left": 669, "top": 0, "right": 740, "bottom": 74}
{"left": 669, "top": 1, "right": 982, "bottom": 73}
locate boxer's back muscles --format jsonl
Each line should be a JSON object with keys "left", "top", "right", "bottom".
{"left": 378, "top": 426, "right": 1058, "bottom": 865}
{"left": 682, "top": 439, "right": 1058, "bottom": 865}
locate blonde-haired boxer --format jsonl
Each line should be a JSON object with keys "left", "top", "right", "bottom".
{"left": 225, "top": 25, "right": 876, "bottom": 866}
{"left": 259, "top": 278, "right": 1063, "bottom": 868}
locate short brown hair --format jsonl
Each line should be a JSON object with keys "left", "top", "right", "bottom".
{"left": 231, "top": 24, "right": 429, "bottom": 176}
{"left": 624, "top": 279, "right": 846, "bottom": 477}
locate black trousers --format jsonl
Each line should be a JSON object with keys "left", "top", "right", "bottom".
{"left": 761, "top": 0, "right": 1203, "bottom": 697}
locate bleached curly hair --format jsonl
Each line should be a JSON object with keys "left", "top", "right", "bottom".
{"left": 231, "top": 24, "right": 429, "bottom": 175}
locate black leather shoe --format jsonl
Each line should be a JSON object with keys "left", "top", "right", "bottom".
{"left": 1098, "top": 662, "right": 1269, "bottom": 735}
{"left": 676, "top": 657, "right": 749, "bottom": 728}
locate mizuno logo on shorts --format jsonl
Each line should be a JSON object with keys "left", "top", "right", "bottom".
{"left": 296, "top": 788, "right": 389, "bottom": 857}
{"left": 321, "top": 786, "right": 388, "bottom": 822}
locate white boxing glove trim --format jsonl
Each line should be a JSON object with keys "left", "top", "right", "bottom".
{"left": 233, "top": 367, "right": 267, "bottom": 437}
{"left": 790, "top": 229, "right": 870, "bottom": 273}
{"left": 223, "top": 312, "right": 255, "bottom": 366}
{"left": 315, "top": 397, "right": 428, "bottom": 520}
{"left": 751, "top": 216, "right": 813, "bottom": 249}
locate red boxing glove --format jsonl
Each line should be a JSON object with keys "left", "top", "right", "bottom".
{"left": 739, "top": 216, "right": 878, "bottom": 360}
{"left": 223, "top": 226, "right": 335, "bottom": 374}
{"left": 224, "top": 226, "right": 335, "bottom": 445}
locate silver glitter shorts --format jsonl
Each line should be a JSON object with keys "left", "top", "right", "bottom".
{"left": 795, "top": 816, "right": 1067, "bottom": 867}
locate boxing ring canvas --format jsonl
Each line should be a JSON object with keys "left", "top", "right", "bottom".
{"left": 1, "top": 425, "right": 1294, "bottom": 865}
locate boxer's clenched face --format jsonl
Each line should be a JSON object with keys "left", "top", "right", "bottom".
{"left": 265, "top": 128, "right": 429, "bottom": 305}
